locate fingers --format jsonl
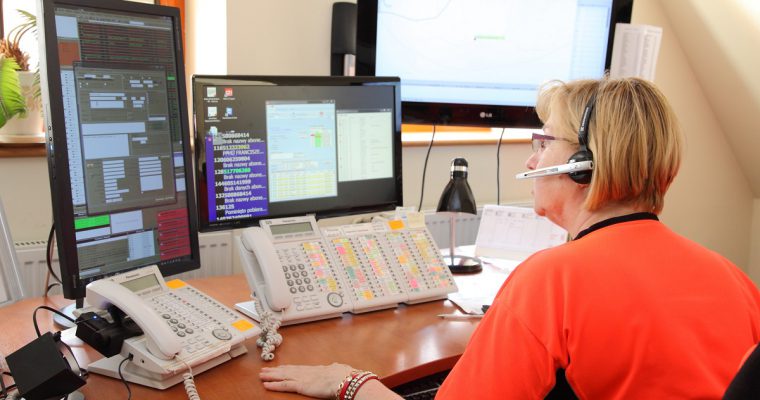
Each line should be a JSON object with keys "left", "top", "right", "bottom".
{"left": 259, "top": 366, "right": 290, "bottom": 381}
{"left": 262, "top": 380, "right": 300, "bottom": 393}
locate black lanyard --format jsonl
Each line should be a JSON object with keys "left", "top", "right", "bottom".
{"left": 573, "top": 212, "right": 659, "bottom": 240}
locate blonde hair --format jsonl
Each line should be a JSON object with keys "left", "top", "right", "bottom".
{"left": 535, "top": 77, "right": 682, "bottom": 214}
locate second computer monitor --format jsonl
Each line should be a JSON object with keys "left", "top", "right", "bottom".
{"left": 192, "top": 76, "right": 403, "bottom": 232}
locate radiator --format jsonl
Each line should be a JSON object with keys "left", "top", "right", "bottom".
{"left": 424, "top": 209, "right": 482, "bottom": 249}
{"left": 13, "top": 231, "right": 234, "bottom": 298}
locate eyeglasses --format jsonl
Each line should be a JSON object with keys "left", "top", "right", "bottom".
{"left": 531, "top": 132, "right": 575, "bottom": 153}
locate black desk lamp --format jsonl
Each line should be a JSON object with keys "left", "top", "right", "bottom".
{"left": 436, "top": 158, "right": 482, "bottom": 274}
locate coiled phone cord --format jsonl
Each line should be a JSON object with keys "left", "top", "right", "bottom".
{"left": 178, "top": 357, "right": 201, "bottom": 400}
{"left": 253, "top": 297, "right": 283, "bottom": 361}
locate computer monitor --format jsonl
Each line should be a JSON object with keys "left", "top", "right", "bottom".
{"left": 356, "top": 0, "right": 634, "bottom": 127}
{"left": 192, "top": 75, "right": 403, "bottom": 232}
{"left": 38, "top": 0, "right": 200, "bottom": 302}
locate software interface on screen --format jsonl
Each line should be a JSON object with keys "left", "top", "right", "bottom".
{"left": 196, "top": 82, "right": 399, "bottom": 228}
{"left": 375, "top": 0, "right": 616, "bottom": 106}
{"left": 53, "top": 6, "right": 193, "bottom": 279}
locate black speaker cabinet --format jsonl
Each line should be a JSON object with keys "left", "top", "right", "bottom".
{"left": 331, "top": 2, "right": 357, "bottom": 76}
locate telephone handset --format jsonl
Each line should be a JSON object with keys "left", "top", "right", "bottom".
{"left": 239, "top": 228, "right": 292, "bottom": 311}
{"left": 84, "top": 265, "right": 258, "bottom": 390}
{"left": 87, "top": 279, "right": 181, "bottom": 360}
{"left": 235, "top": 215, "right": 353, "bottom": 326}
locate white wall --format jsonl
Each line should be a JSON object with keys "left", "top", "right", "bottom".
{"left": 402, "top": 143, "right": 532, "bottom": 211}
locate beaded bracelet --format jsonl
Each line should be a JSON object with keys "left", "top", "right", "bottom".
{"left": 334, "top": 370, "right": 379, "bottom": 400}
{"left": 344, "top": 372, "right": 379, "bottom": 400}
{"left": 335, "top": 370, "right": 358, "bottom": 400}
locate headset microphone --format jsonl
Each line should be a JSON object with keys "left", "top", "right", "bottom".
{"left": 515, "top": 160, "right": 593, "bottom": 180}
{"left": 515, "top": 92, "right": 598, "bottom": 183}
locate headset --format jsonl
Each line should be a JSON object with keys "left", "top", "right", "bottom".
{"left": 515, "top": 93, "right": 596, "bottom": 184}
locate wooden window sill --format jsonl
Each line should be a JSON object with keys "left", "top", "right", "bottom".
{"left": 401, "top": 124, "right": 532, "bottom": 147}
{"left": 0, "top": 134, "right": 46, "bottom": 157}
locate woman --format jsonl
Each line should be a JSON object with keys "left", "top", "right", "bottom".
{"left": 259, "top": 77, "right": 760, "bottom": 399}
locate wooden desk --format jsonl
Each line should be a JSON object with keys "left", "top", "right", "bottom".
{"left": 0, "top": 267, "right": 508, "bottom": 399}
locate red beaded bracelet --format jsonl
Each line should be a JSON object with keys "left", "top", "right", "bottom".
{"left": 346, "top": 372, "right": 379, "bottom": 400}
{"left": 334, "top": 370, "right": 379, "bottom": 400}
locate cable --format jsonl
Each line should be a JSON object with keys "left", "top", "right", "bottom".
{"left": 118, "top": 355, "right": 133, "bottom": 400}
{"left": 46, "top": 224, "right": 61, "bottom": 284}
{"left": 417, "top": 125, "right": 437, "bottom": 212}
{"left": 253, "top": 297, "right": 282, "bottom": 361}
{"left": 177, "top": 357, "right": 201, "bottom": 400}
{"left": 43, "top": 224, "right": 61, "bottom": 298}
{"left": 1, "top": 384, "right": 18, "bottom": 400}
{"left": 496, "top": 127, "right": 506, "bottom": 205}
{"left": 0, "top": 371, "right": 7, "bottom": 396}
{"left": 44, "top": 283, "right": 61, "bottom": 297}
{"left": 0, "top": 369, "right": 14, "bottom": 400}
{"left": 32, "top": 306, "right": 77, "bottom": 337}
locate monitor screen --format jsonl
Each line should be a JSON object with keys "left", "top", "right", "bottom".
{"left": 193, "top": 76, "right": 403, "bottom": 232}
{"left": 39, "top": 0, "right": 200, "bottom": 300}
{"left": 356, "top": 0, "right": 633, "bottom": 127}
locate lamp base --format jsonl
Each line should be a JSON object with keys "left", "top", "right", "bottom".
{"left": 447, "top": 255, "right": 482, "bottom": 274}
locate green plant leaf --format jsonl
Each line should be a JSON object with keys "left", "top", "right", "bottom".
{"left": 0, "top": 56, "right": 27, "bottom": 128}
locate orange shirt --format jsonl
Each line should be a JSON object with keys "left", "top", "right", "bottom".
{"left": 437, "top": 219, "right": 760, "bottom": 399}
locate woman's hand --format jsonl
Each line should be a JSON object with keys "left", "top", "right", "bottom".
{"left": 259, "top": 363, "right": 354, "bottom": 398}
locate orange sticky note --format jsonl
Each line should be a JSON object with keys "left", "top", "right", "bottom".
{"left": 232, "top": 319, "right": 256, "bottom": 332}
{"left": 166, "top": 279, "right": 186, "bottom": 289}
{"left": 388, "top": 220, "right": 405, "bottom": 230}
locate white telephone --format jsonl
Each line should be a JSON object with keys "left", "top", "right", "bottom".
{"left": 236, "top": 215, "right": 458, "bottom": 325}
{"left": 84, "top": 265, "right": 260, "bottom": 390}
{"left": 236, "top": 216, "right": 353, "bottom": 326}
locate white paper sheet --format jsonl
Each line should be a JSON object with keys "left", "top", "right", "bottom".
{"left": 610, "top": 23, "right": 663, "bottom": 81}
{"left": 474, "top": 205, "right": 567, "bottom": 259}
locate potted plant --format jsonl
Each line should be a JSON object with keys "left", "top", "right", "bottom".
{"left": 0, "top": 9, "right": 42, "bottom": 137}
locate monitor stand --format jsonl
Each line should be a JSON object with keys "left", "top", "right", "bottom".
{"left": 53, "top": 298, "right": 83, "bottom": 329}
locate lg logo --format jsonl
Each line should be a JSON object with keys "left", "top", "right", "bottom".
{"left": 479, "top": 111, "right": 493, "bottom": 119}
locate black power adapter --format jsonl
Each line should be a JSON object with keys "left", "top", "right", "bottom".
{"left": 5, "top": 332, "right": 86, "bottom": 400}
{"left": 75, "top": 305, "right": 143, "bottom": 357}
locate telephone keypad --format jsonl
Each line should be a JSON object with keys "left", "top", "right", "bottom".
{"left": 274, "top": 239, "right": 347, "bottom": 314}
{"left": 149, "top": 287, "right": 244, "bottom": 358}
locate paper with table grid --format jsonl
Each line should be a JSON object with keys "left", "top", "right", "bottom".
{"left": 474, "top": 205, "right": 567, "bottom": 259}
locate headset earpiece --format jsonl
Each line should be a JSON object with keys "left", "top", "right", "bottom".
{"left": 569, "top": 94, "right": 596, "bottom": 184}
{"left": 568, "top": 149, "right": 593, "bottom": 184}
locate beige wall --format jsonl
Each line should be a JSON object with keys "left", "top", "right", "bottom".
{"left": 0, "top": 0, "right": 756, "bottom": 284}
{"left": 0, "top": 157, "right": 52, "bottom": 243}
{"left": 631, "top": 0, "right": 754, "bottom": 270}
{"left": 751, "top": 200, "right": 760, "bottom": 284}
{"left": 226, "top": 0, "right": 340, "bottom": 76}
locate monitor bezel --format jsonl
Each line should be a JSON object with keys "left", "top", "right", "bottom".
{"left": 356, "top": 0, "right": 634, "bottom": 128}
{"left": 192, "top": 75, "right": 404, "bottom": 233}
{"left": 39, "top": 0, "right": 201, "bottom": 300}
